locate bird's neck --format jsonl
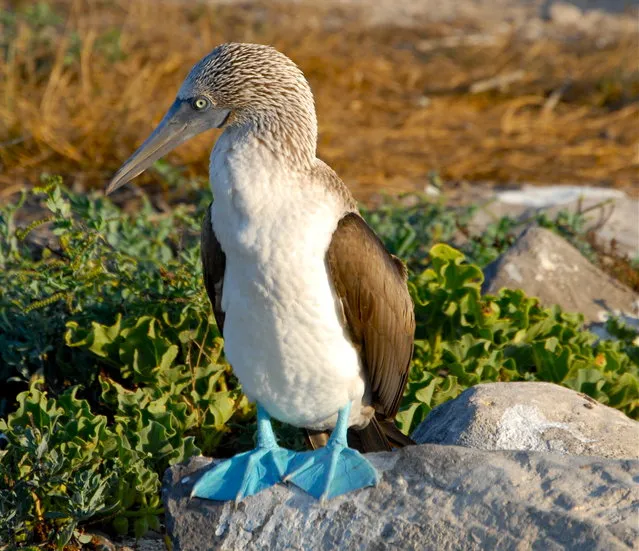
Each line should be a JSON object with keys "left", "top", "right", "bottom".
{"left": 233, "top": 105, "right": 318, "bottom": 170}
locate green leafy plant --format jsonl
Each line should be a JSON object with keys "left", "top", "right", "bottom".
{"left": 0, "top": 180, "right": 252, "bottom": 547}
{"left": 0, "top": 180, "right": 637, "bottom": 548}
{"left": 361, "top": 194, "right": 606, "bottom": 272}
{"left": 396, "top": 244, "right": 639, "bottom": 432}
{"left": 1, "top": 379, "right": 122, "bottom": 547}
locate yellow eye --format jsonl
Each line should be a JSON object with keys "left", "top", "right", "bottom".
{"left": 193, "top": 97, "right": 209, "bottom": 110}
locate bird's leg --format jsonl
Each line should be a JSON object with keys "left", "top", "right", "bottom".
{"left": 284, "top": 402, "right": 379, "bottom": 501}
{"left": 191, "top": 404, "right": 296, "bottom": 502}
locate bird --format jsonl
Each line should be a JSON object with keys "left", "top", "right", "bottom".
{"left": 106, "top": 43, "right": 415, "bottom": 502}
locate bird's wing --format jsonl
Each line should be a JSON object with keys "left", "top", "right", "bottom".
{"left": 201, "top": 203, "right": 227, "bottom": 335}
{"left": 326, "top": 212, "right": 415, "bottom": 420}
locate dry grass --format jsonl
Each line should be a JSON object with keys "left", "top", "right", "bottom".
{"left": 0, "top": 0, "right": 637, "bottom": 201}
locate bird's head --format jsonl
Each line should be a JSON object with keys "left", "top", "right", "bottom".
{"left": 106, "top": 43, "right": 316, "bottom": 195}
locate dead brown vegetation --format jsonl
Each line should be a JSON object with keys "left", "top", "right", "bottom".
{"left": 0, "top": 0, "right": 637, "bottom": 200}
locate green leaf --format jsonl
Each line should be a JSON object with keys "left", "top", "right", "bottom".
{"left": 119, "top": 316, "right": 179, "bottom": 382}
{"left": 65, "top": 316, "right": 122, "bottom": 358}
{"left": 55, "top": 521, "right": 77, "bottom": 550}
{"left": 113, "top": 515, "right": 129, "bottom": 536}
{"left": 134, "top": 516, "right": 149, "bottom": 539}
{"left": 76, "top": 532, "right": 94, "bottom": 544}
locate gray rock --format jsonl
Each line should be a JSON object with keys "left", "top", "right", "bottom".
{"left": 163, "top": 445, "right": 639, "bottom": 550}
{"left": 492, "top": 185, "right": 639, "bottom": 260}
{"left": 460, "top": 185, "right": 639, "bottom": 260}
{"left": 412, "top": 382, "right": 639, "bottom": 459}
{"left": 482, "top": 225, "right": 639, "bottom": 325}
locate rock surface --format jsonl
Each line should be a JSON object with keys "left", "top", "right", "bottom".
{"left": 163, "top": 445, "right": 639, "bottom": 550}
{"left": 435, "top": 184, "right": 639, "bottom": 290}
{"left": 412, "top": 382, "right": 639, "bottom": 459}
{"left": 448, "top": 183, "right": 639, "bottom": 258}
{"left": 450, "top": 185, "right": 638, "bottom": 260}
{"left": 492, "top": 185, "right": 639, "bottom": 259}
{"left": 482, "top": 225, "right": 639, "bottom": 324}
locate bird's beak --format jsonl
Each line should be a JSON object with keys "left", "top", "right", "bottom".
{"left": 105, "top": 99, "right": 230, "bottom": 195}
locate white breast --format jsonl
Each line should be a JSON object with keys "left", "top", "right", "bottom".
{"left": 208, "top": 129, "right": 365, "bottom": 430}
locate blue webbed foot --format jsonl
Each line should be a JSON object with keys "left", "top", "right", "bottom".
{"left": 191, "top": 445, "right": 296, "bottom": 502}
{"left": 285, "top": 402, "right": 379, "bottom": 501}
{"left": 190, "top": 404, "right": 296, "bottom": 502}
{"left": 285, "top": 441, "right": 378, "bottom": 501}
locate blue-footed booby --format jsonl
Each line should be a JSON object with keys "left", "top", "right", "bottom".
{"left": 106, "top": 43, "right": 415, "bottom": 502}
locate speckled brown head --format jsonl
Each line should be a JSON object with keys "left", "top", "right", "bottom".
{"left": 106, "top": 43, "right": 318, "bottom": 195}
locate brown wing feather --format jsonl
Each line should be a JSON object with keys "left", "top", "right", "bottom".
{"left": 201, "top": 203, "right": 227, "bottom": 335}
{"left": 326, "top": 213, "right": 415, "bottom": 423}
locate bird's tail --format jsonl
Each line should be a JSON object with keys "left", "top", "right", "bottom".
{"left": 305, "top": 416, "right": 414, "bottom": 453}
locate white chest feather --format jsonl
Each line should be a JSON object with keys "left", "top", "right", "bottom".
{"left": 208, "top": 130, "right": 365, "bottom": 429}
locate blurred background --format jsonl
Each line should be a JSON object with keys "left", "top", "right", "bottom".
{"left": 0, "top": 0, "right": 637, "bottom": 203}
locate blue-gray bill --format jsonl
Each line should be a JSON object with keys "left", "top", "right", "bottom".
{"left": 105, "top": 100, "right": 230, "bottom": 195}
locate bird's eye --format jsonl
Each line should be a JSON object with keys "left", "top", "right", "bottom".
{"left": 192, "top": 97, "right": 209, "bottom": 110}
